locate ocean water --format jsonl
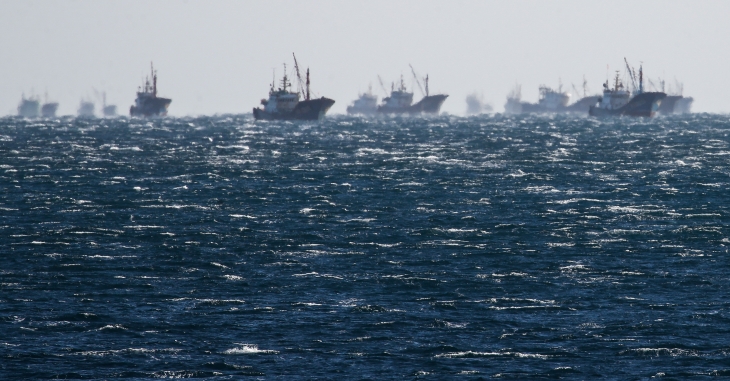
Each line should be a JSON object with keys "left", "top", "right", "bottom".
{"left": 1, "top": 114, "right": 730, "bottom": 379}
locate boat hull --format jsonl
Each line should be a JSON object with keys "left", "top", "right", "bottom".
{"left": 589, "top": 92, "right": 666, "bottom": 117}
{"left": 411, "top": 94, "right": 448, "bottom": 114}
{"left": 505, "top": 95, "right": 600, "bottom": 115}
{"left": 657, "top": 95, "right": 681, "bottom": 115}
{"left": 103, "top": 105, "right": 117, "bottom": 117}
{"left": 130, "top": 97, "right": 172, "bottom": 117}
{"left": 563, "top": 96, "right": 601, "bottom": 113}
{"left": 254, "top": 97, "right": 335, "bottom": 121}
{"left": 346, "top": 105, "right": 377, "bottom": 115}
{"left": 674, "top": 97, "right": 693, "bottom": 114}
{"left": 657, "top": 95, "right": 693, "bottom": 115}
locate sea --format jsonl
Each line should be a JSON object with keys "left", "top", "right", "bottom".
{"left": 1, "top": 113, "right": 730, "bottom": 380}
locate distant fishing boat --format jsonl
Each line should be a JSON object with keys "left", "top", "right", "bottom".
{"left": 102, "top": 92, "right": 117, "bottom": 117}
{"left": 503, "top": 79, "right": 599, "bottom": 115}
{"left": 377, "top": 66, "right": 448, "bottom": 115}
{"left": 40, "top": 92, "right": 59, "bottom": 118}
{"left": 465, "top": 93, "right": 492, "bottom": 115}
{"left": 589, "top": 59, "right": 666, "bottom": 117}
{"left": 41, "top": 102, "right": 58, "bottom": 118}
{"left": 346, "top": 86, "right": 378, "bottom": 116}
{"left": 78, "top": 100, "right": 95, "bottom": 117}
{"left": 130, "top": 63, "right": 172, "bottom": 117}
{"left": 17, "top": 95, "right": 40, "bottom": 118}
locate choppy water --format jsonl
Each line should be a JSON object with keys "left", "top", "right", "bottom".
{"left": 1, "top": 114, "right": 730, "bottom": 379}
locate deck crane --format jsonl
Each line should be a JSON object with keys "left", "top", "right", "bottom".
{"left": 377, "top": 75, "right": 388, "bottom": 96}
{"left": 647, "top": 78, "right": 658, "bottom": 92}
{"left": 409, "top": 64, "right": 426, "bottom": 97}
{"left": 571, "top": 83, "right": 581, "bottom": 99}
{"left": 292, "top": 53, "right": 305, "bottom": 99}
{"left": 624, "top": 57, "right": 638, "bottom": 93}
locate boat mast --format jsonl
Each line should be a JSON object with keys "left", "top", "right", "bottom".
{"left": 281, "top": 63, "right": 289, "bottom": 92}
{"left": 425, "top": 74, "right": 429, "bottom": 97}
{"left": 151, "top": 62, "right": 157, "bottom": 97}
{"left": 271, "top": 69, "right": 276, "bottom": 93}
{"left": 638, "top": 65, "right": 643, "bottom": 94}
{"left": 306, "top": 68, "right": 310, "bottom": 101}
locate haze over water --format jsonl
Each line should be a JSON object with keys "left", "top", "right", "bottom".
{"left": 2, "top": 1, "right": 730, "bottom": 116}
{"left": 2, "top": 114, "right": 730, "bottom": 379}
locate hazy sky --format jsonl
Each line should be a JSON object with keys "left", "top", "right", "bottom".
{"left": 2, "top": 0, "right": 728, "bottom": 116}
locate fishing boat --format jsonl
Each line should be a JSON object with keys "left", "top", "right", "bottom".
{"left": 102, "top": 92, "right": 117, "bottom": 117}
{"left": 346, "top": 86, "right": 378, "bottom": 115}
{"left": 465, "top": 93, "right": 492, "bottom": 115}
{"left": 130, "top": 63, "right": 172, "bottom": 117}
{"left": 377, "top": 66, "right": 448, "bottom": 115}
{"left": 41, "top": 102, "right": 58, "bottom": 118}
{"left": 589, "top": 59, "right": 666, "bottom": 117}
{"left": 503, "top": 79, "right": 599, "bottom": 114}
{"left": 78, "top": 100, "right": 95, "bottom": 117}
{"left": 253, "top": 54, "right": 335, "bottom": 121}
{"left": 17, "top": 95, "right": 40, "bottom": 118}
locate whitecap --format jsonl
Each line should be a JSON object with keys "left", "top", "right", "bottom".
{"left": 223, "top": 344, "right": 278, "bottom": 355}
{"left": 435, "top": 351, "right": 548, "bottom": 360}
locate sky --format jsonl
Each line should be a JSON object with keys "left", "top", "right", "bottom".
{"left": 1, "top": 0, "right": 728, "bottom": 116}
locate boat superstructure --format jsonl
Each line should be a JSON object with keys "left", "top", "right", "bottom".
{"left": 253, "top": 53, "right": 335, "bottom": 121}
{"left": 537, "top": 85, "right": 571, "bottom": 110}
{"left": 589, "top": 59, "right": 666, "bottom": 117}
{"left": 346, "top": 85, "right": 378, "bottom": 115}
{"left": 130, "top": 63, "right": 172, "bottom": 117}
{"left": 597, "top": 73, "right": 631, "bottom": 110}
{"left": 377, "top": 75, "right": 414, "bottom": 114}
{"left": 517, "top": 84, "right": 571, "bottom": 113}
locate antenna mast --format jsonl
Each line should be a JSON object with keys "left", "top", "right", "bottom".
{"left": 280, "top": 63, "right": 290, "bottom": 92}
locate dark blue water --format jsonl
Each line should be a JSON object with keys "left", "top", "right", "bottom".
{"left": 1, "top": 114, "right": 730, "bottom": 379}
